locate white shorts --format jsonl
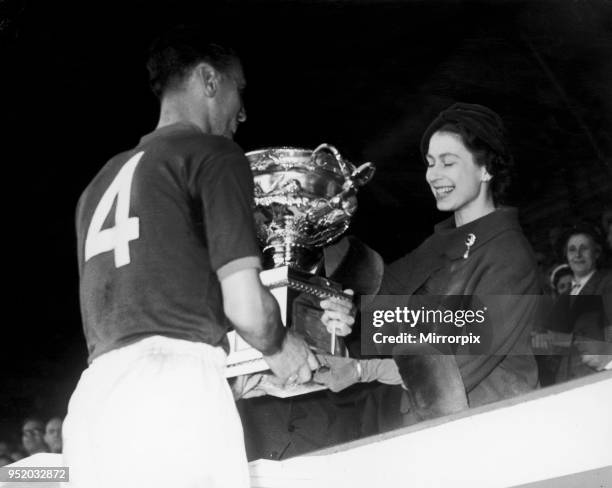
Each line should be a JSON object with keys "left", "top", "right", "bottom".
{"left": 63, "top": 335, "right": 249, "bottom": 488}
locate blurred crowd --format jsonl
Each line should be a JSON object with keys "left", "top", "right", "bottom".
{"left": 0, "top": 416, "right": 63, "bottom": 467}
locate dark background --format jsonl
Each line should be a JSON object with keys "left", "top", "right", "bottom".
{"left": 2, "top": 0, "right": 611, "bottom": 443}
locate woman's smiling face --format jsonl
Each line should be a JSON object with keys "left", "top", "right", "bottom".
{"left": 566, "top": 233, "right": 599, "bottom": 278}
{"left": 425, "top": 131, "right": 493, "bottom": 225}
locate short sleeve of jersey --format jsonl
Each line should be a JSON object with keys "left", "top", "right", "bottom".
{"left": 192, "top": 138, "right": 262, "bottom": 279}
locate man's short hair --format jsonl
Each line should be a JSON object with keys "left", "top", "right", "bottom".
{"left": 22, "top": 417, "right": 44, "bottom": 430}
{"left": 147, "top": 26, "right": 239, "bottom": 99}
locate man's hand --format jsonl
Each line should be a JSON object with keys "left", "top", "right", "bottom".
{"left": 320, "top": 289, "right": 355, "bottom": 337}
{"left": 263, "top": 330, "right": 319, "bottom": 386}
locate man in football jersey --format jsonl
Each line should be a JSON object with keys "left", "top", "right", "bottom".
{"left": 63, "top": 26, "right": 317, "bottom": 488}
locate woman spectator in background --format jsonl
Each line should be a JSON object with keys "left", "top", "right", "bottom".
{"left": 532, "top": 225, "right": 611, "bottom": 382}
{"left": 555, "top": 224, "right": 612, "bottom": 380}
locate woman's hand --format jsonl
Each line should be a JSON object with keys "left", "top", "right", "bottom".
{"left": 320, "top": 289, "right": 355, "bottom": 337}
{"left": 313, "top": 355, "right": 404, "bottom": 392}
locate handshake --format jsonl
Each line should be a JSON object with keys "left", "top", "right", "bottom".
{"left": 232, "top": 290, "right": 402, "bottom": 399}
{"left": 314, "top": 355, "right": 403, "bottom": 391}
{"left": 233, "top": 354, "right": 403, "bottom": 399}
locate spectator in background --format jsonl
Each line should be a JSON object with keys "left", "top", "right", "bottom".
{"left": 555, "top": 224, "right": 612, "bottom": 381}
{"left": 550, "top": 264, "right": 573, "bottom": 297}
{"left": 44, "top": 417, "right": 63, "bottom": 454}
{"left": 21, "top": 418, "right": 48, "bottom": 455}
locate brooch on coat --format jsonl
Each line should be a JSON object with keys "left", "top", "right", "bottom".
{"left": 463, "top": 233, "right": 476, "bottom": 259}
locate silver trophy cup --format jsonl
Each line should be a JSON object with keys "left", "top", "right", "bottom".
{"left": 225, "top": 144, "right": 374, "bottom": 377}
{"left": 250, "top": 143, "right": 375, "bottom": 272}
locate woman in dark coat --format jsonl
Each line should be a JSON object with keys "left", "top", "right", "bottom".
{"left": 321, "top": 103, "right": 541, "bottom": 430}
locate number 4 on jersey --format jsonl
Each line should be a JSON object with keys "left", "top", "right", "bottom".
{"left": 84, "top": 151, "right": 144, "bottom": 268}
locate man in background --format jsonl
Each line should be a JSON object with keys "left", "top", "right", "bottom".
{"left": 64, "top": 26, "right": 316, "bottom": 488}
{"left": 21, "top": 418, "right": 47, "bottom": 456}
{"left": 43, "top": 417, "right": 62, "bottom": 454}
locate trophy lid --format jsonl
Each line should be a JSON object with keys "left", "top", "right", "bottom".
{"left": 247, "top": 146, "right": 354, "bottom": 179}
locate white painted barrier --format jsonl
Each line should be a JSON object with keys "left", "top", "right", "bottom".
{"left": 3, "top": 372, "right": 610, "bottom": 488}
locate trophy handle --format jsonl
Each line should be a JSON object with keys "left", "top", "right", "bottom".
{"left": 334, "top": 162, "right": 376, "bottom": 200}
{"left": 312, "top": 143, "right": 352, "bottom": 178}
{"left": 349, "top": 162, "right": 376, "bottom": 187}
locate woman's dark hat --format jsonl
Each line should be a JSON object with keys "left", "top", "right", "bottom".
{"left": 420, "top": 102, "right": 508, "bottom": 160}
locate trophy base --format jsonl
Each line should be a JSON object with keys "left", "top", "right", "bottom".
{"left": 225, "top": 266, "right": 350, "bottom": 378}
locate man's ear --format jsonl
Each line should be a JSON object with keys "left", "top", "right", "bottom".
{"left": 197, "top": 62, "right": 220, "bottom": 97}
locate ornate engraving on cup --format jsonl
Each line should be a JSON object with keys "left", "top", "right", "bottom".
{"left": 247, "top": 144, "right": 375, "bottom": 271}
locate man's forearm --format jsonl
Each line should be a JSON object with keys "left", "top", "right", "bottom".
{"left": 221, "top": 268, "right": 288, "bottom": 355}
{"left": 231, "top": 288, "right": 286, "bottom": 355}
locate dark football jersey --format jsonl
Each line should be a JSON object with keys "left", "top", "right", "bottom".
{"left": 76, "top": 123, "right": 261, "bottom": 362}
